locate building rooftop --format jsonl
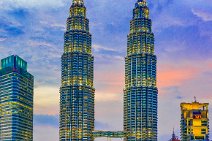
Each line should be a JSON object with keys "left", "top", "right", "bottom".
{"left": 1, "top": 55, "right": 27, "bottom": 71}
{"left": 181, "top": 99, "right": 209, "bottom": 110}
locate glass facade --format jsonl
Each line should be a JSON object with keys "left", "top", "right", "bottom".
{"left": 181, "top": 101, "right": 209, "bottom": 141}
{"left": 59, "top": 0, "right": 95, "bottom": 140}
{"left": 124, "top": 0, "right": 158, "bottom": 140}
{"left": 0, "top": 55, "right": 34, "bottom": 141}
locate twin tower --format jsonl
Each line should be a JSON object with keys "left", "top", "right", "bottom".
{"left": 59, "top": 0, "right": 158, "bottom": 140}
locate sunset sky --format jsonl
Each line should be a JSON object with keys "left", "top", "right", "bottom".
{"left": 0, "top": 0, "right": 212, "bottom": 140}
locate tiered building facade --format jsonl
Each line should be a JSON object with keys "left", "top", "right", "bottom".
{"left": 59, "top": 0, "right": 158, "bottom": 140}
{"left": 124, "top": 0, "right": 158, "bottom": 140}
{"left": 59, "top": 0, "right": 95, "bottom": 140}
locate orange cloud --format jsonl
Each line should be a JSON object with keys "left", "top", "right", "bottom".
{"left": 94, "top": 62, "right": 124, "bottom": 102}
{"left": 157, "top": 59, "right": 212, "bottom": 96}
{"left": 158, "top": 65, "right": 199, "bottom": 88}
{"left": 95, "top": 70, "right": 124, "bottom": 102}
{"left": 34, "top": 86, "right": 59, "bottom": 115}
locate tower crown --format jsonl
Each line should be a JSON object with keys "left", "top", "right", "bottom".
{"left": 133, "top": 0, "right": 149, "bottom": 19}
{"left": 68, "top": 0, "right": 87, "bottom": 31}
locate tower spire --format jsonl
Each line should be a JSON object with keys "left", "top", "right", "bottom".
{"left": 136, "top": 0, "right": 147, "bottom": 6}
{"left": 172, "top": 128, "right": 176, "bottom": 139}
{"left": 194, "top": 96, "right": 197, "bottom": 102}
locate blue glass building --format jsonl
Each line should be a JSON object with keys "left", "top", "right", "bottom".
{"left": 59, "top": 0, "right": 95, "bottom": 140}
{"left": 0, "top": 55, "right": 34, "bottom": 140}
{"left": 124, "top": 0, "right": 158, "bottom": 140}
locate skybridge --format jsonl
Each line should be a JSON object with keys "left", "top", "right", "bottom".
{"left": 93, "top": 131, "right": 126, "bottom": 139}
{"left": 92, "top": 131, "right": 144, "bottom": 140}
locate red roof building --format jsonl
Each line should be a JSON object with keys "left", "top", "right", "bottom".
{"left": 169, "top": 129, "right": 180, "bottom": 141}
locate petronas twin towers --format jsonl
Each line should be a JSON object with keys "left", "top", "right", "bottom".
{"left": 60, "top": 0, "right": 94, "bottom": 140}
{"left": 60, "top": 0, "right": 158, "bottom": 140}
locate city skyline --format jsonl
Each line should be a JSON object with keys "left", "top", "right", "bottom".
{"left": 0, "top": 0, "right": 212, "bottom": 140}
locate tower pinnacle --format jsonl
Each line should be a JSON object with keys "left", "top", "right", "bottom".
{"left": 73, "top": 0, "right": 84, "bottom": 5}
{"left": 172, "top": 128, "right": 176, "bottom": 139}
{"left": 136, "top": 0, "right": 147, "bottom": 6}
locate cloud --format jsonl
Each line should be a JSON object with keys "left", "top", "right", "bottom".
{"left": 95, "top": 101, "right": 123, "bottom": 131}
{"left": 34, "top": 115, "right": 59, "bottom": 127}
{"left": 158, "top": 93, "right": 182, "bottom": 141}
{"left": 95, "top": 92, "right": 122, "bottom": 102}
{"left": 0, "top": 18, "right": 24, "bottom": 37}
{"left": 34, "top": 86, "right": 59, "bottom": 115}
{"left": 158, "top": 63, "right": 199, "bottom": 88}
{"left": 34, "top": 125, "right": 58, "bottom": 141}
{"left": 0, "top": 0, "right": 65, "bottom": 10}
{"left": 94, "top": 58, "right": 124, "bottom": 102}
{"left": 93, "top": 44, "right": 118, "bottom": 53}
{"left": 158, "top": 59, "right": 212, "bottom": 93}
{"left": 95, "top": 121, "right": 110, "bottom": 129}
{"left": 192, "top": 9, "right": 212, "bottom": 22}
{"left": 0, "top": 37, "right": 7, "bottom": 42}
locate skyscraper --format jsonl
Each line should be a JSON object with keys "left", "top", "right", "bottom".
{"left": 124, "top": 0, "right": 158, "bottom": 140}
{"left": 59, "top": 0, "right": 95, "bottom": 140}
{"left": 181, "top": 100, "right": 209, "bottom": 141}
{"left": 0, "top": 55, "right": 34, "bottom": 140}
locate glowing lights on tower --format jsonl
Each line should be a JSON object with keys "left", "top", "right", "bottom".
{"left": 180, "top": 100, "right": 209, "bottom": 141}
{"left": 124, "top": 0, "right": 158, "bottom": 140}
{"left": 59, "top": 0, "right": 95, "bottom": 140}
{"left": 73, "top": 0, "right": 84, "bottom": 5}
{"left": 0, "top": 55, "right": 34, "bottom": 141}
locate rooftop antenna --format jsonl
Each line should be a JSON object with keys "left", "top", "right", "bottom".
{"left": 194, "top": 96, "right": 197, "bottom": 102}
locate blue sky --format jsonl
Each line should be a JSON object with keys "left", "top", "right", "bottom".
{"left": 0, "top": 0, "right": 212, "bottom": 140}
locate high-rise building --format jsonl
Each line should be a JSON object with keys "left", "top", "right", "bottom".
{"left": 0, "top": 55, "right": 34, "bottom": 140}
{"left": 180, "top": 100, "right": 209, "bottom": 141}
{"left": 124, "top": 0, "right": 158, "bottom": 140}
{"left": 59, "top": 0, "right": 95, "bottom": 140}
